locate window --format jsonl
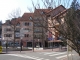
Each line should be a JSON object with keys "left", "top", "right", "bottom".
{"left": 41, "top": 11, "right": 45, "bottom": 14}
{"left": 29, "top": 22, "right": 32, "bottom": 26}
{"left": 34, "top": 23, "right": 42, "bottom": 27}
{"left": 15, "top": 33, "right": 20, "bottom": 37}
{"left": 23, "top": 22, "right": 29, "bottom": 26}
{"left": 5, "top": 28, "right": 12, "bottom": 31}
{"left": 34, "top": 34, "right": 42, "bottom": 39}
{"left": 23, "top": 28, "right": 31, "bottom": 32}
{"left": 16, "top": 23, "right": 20, "bottom": 26}
{"left": 4, "top": 34, "right": 12, "bottom": 37}
{"left": 6, "top": 20, "right": 11, "bottom": 26}
{"left": 29, "top": 17, "right": 32, "bottom": 20}
{"left": 34, "top": 17, "right": 42, "bottom": 21}
{"left": 23, "top": 22, "right": 32, "bottom": 26}
{"left": 34, "top": 28, "right": 42, "bottom": 33}
{"left": 24, "top": 34, "right": 29, "bottom": 37}
{"left": 15, "top": 28, "right": 20, "bottom": 32}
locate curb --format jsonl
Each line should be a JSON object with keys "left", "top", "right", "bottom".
{"left": 0, "top": 52, "right": 7, "bottom": 54}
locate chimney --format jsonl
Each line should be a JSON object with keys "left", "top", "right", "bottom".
{"left": 48, "top": 7, "right": 52, "bottom": 9}
{"left": 6, "top": 20, "right": 10, "bottom": 23}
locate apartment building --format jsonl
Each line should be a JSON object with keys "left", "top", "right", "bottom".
{"left": 33, "top": 9, "right": 49, "bottom": 48}
{"left": 2, "top": 20, "right": 15, "bottom": 46}
{"left": 20, "top": 13, "right": 33, "bottom": 47}
{"left": 47, "top": 5, "right": 66, "bottom": 47}
{"left": 2, "top": 14, "right": 33, "bottom": 47}
{"left": 2, "top": 5, "right": 66, "bottom": 48}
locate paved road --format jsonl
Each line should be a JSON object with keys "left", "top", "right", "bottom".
{"left": 0, "top": 54, "right": 32, "bottom": 60}
{"left": 0, "top": 51, "right": 80, "bottom": 60}
{"left": 0, "top": 51, "right": 67, "bottom": 60}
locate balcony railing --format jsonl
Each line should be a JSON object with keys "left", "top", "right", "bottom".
{"left": 34, "top": 37, "right": 42, "bottom": 39}
{"left": 34, "top": 31, "right": 42, "bottom": 33}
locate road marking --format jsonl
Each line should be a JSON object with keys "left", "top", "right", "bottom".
{"left": 44, "top": 59, "right": 50, "bottom": 60}
{"left": 56, "top": 54, "right": 74, "bottom": 59}
{"left": 39, "top": 52, "right": 59, "bottom": 55}
{"left": 6, "top": 54, "right": 49, "bottom": 60}
{"left": 49, "top": 52, "right": 66, "bottom": 56}
{"left": 43, "top": 52, "right": 57, "bottom": 55}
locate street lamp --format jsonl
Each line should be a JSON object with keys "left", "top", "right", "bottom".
{"left": 20, "top": 28, "right": 24, "bottom": 52}
{"left": 3, "top": 37, "right": 8, "bottom": 53}
{"left": 29, "top": 17, "right": 34, "bottom": 52}
{"left": 38, "top": 39, "right": 40, "bottom": 48}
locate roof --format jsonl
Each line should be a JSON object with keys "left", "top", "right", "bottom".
{"left": 34, "top": 9, "right": 52, "bottom": 13}
{"left": 10, "top": 17, "right": 21, "bottom": 25}
{"left": 21, "top": 13, "right": 33, "bottom": 21}
{"left": 3, "top": 5, "right": 66, "bottom": 25}
{"left": 47, "top": 5, "right": 66, "bottom": 17}
{"left": 53, "top": 9, "right": 67, "bottom": 19}
{"left": 3, "top": 17, "right": 21, "bottom": 25}
{"left": 34, "top": 5, "right": 66, "bottom": 17}
{"left": 47, "top": 5, "right": 66, "bottom": 14}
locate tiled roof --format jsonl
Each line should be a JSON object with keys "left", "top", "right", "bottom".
{"left": 47, "top": 5, "right": 66, "bottom": 14}
{"left": 21, "top": 13, "right": 33, "bottom": 21}
{"left": 34, "top": 9, "right": 52, "bottom": 13}
{"left": 3, "top": 5, "right": 66, "bottom": 25}
{"left": 34, "top": 5, "right": 66, "bottom": 14}
{"left": 53, "top": 9, "right": 67, "bottom": 19}
{"left": 11, "top": 17, "right": 21, "bottom": 25}
{"left": 3, "top": 17, "right": 21, "bottom": 25}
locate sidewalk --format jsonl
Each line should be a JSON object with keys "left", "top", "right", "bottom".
{"left": 7, "top": 47, "right": 67, "bottom": 54}
{"left": 1, "top": 47, "right": 80, "bottom": 60}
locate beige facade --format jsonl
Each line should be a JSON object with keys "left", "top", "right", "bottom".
{"left": 2, "top": 5, "right": 66, "bottom": 47}
{"left": 2, "top": 15, "right": 33, "bottom": 47}
{"left": 2, "top": 22, "right": 14, "bottom": 41}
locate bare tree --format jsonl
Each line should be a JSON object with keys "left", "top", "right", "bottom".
{"left": 29, "top": 0, "right": 80, "bottom": 55}
{"left": 7, "top": 8, "right": 21, "bottom": 48}
{"left": 28, "top": 0, "right": 68, "bottom": 51}
{"left": 8, "top": 8, "right": 21, "bottom": 19}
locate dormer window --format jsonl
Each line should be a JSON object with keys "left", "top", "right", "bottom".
{"left": 41, "top": 11, "right": 45, "bottom": 14}
{"left": 7, "top": 21, "right": 11, "bottom": 26}
{"left": 29, "top": 16, "right": 32, "bottom": 20}
{"left": 16, "top": 23, "right": 20, "bottom": 26}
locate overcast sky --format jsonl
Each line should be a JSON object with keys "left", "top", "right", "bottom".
{"left": 0, "top": 0, "right": 74, "bottom": 23}
{"left": 0, "top": 0, "right": 34, "bottom": 23}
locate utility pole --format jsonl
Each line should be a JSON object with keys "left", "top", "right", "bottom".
{"left": 32, "top": 21, "right": 34, "bottom": 52}
{"left": 29, "top": 17, "right": 34, "bottom": 52}
{"left": 20, "top": 28, "right": 23, "bottom": 52}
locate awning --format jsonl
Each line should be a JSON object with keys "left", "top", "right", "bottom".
{"left": 48, "top": 40, "right": 63, "bottom": 42}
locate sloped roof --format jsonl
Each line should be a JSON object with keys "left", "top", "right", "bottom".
{"left": 53, "top": 9, "right": 67, "bottom": 19}
{"left": 3, "top": 17, "right": 21, "bottom": 25}
{"left": 47, "top": 5, "right": 66, "bottom": 14}
{"left": 21, "top": 13, "right": 33, "bottom": 21}
{"left": 3, "top": 5, "right": 66, "bottom": 25}
{"left": 34, "top": 5, "right": 66, "bottom": 14}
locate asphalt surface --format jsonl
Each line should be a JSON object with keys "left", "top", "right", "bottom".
{"left": 0, "top": 51, "right": 67, "bottom": 60}
{"left": 0, "top": 54, "right": 32, "bottom": 60}
{"left": 0, "top": 48, "right": 80, "bottom": 60}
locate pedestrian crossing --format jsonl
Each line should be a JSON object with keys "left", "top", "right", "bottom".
{"left": 5, "top": 54, "right": 50, "bottom": 60}
{"left": 39, "top": 52, "right": 74, "bottom": 59}
{"left": 4, "top": 51, "right": 74, "bottom": 60}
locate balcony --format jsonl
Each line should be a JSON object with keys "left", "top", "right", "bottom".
{"left": 34, "top": 31, "right": 42, "bottom": 33}
{"left": 34, "top": 22, "right": 43, "bottom": 27}
{"left": 34, "top": 37, "right": 42, "bottom": 39}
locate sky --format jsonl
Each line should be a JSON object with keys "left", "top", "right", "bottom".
{"left": 0, "top": 0, "right": 75, "bottom": 23}
{"left": 0, "top": 0, "right": 34, "bottom": 23}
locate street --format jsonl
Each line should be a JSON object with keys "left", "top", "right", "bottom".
{"left": 0, "top": 54, "right": 31, "bottom": 60}
{"left": 0, "top": 51, "right": 68, "bottom": 60}
{"left": 0, "top": 50, "right": 80, "bottom": 60}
